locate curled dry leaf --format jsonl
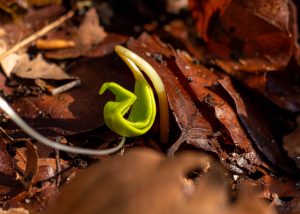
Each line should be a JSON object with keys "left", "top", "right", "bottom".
{"left": 13, "top": 142, "right": 68, "bottom": 185}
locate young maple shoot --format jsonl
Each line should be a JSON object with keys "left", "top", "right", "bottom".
{"left": 100, "top": 45, "right": 169, "bottom": 143}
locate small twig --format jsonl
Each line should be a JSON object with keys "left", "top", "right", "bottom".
{"left": 51, "top": 79, "right": 81, "bottom": 95}
{"left": 0, "top": 96, "right": 126, "bottom": 155}
{"left": 0, "top": 11, "right": 74, "bottom": 61}
{"left": 55, "top": 138, "right": 61, "bottom": 187}
{"left": 0, "top": 126, "right": 14, "bottom": 142}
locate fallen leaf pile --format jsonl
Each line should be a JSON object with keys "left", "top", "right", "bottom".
{"left": 0, "top": 0, "right": 299, "bottom": 213}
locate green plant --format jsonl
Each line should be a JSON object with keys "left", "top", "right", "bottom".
{"left": 100, "top": 45, "right": 169, "bottom": 143}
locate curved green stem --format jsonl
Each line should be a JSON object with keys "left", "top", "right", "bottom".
{"left": 100, "top": 48, "right": 157, "bottom": 137}
{"left": 114, "top": 45, "right": 169, "bottom": 143}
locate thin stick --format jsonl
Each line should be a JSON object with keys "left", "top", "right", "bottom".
{"left": 0, "top": 11, "right": 74, "bottom": 61}
{"left": 0, "top": 96, "right": 125, "bottom": 155}
{"left": 54, "top": 140, "right": 61, "bottom": 187}
{"left": 51, "top": 79, "right": 81, "bottom": 95}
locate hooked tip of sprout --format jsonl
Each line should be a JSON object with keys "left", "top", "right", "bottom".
{"left": 100, "top": 45, "right": 169, "bottom": 143}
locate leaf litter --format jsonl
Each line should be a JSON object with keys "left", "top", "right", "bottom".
{"left": 0, "top": 0, "right": 299, "bottom": 213}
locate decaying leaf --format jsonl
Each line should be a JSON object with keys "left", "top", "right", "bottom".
{"left": 13, "top": 54, "right": 74, "bottom": 80}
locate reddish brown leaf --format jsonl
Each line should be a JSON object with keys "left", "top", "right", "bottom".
{"left": 127, "top": 33, "right": 269, "bottom": 173}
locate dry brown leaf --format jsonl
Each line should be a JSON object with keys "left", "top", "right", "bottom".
{"left": 77, "top": 8, "right": 107, "bottom": 47}
{"left": 0, "top": 208, "right": 29, "bottom": 214}
{"left": 13, "top": 54, "right": 75, "bottom": 80}
{"left": 127, "top": 33, "right": 278, "bottom": 174}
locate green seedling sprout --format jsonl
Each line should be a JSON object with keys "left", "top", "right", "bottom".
{"left": 0, "top": 45, "right": 169, "bottom": 156}
{"left": 99, "top": 58, "right": 156, "bottom": 137}
{"left": 100, "top": 45, "right": 169, "bottom": 143}
{"left": 0, "top": 97, "right": 125, "bottom": 156}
